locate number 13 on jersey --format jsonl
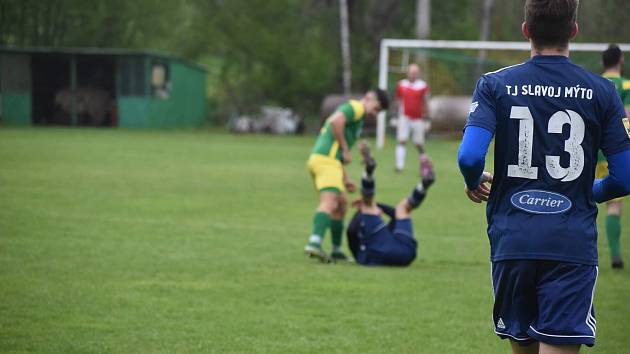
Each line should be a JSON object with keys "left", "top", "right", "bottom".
{"left": 507, "top": 106, "right": 585, "bottom": 182}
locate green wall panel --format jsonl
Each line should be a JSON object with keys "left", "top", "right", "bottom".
{"left": 148, "top": 61, "right": 206, "bottom": 128}
{"left": 117, "top": 97, "right": 149, "bottom": 128}
{"left": 117, "top": 59, "right": 206, "bottom": 129}
{"left": 1, "top": 93, "right": 32, "bottom": 125}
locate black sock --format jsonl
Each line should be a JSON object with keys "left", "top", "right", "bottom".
{"left": 361, "top": 172, "right": 375, "bottom": 197}
{"left": 406, "top": 182, "right": 426, "bottom": 209}
{"left": 365, "top": 158, "right": 376, "bottom": 177}
{"left": 422, "top": 175, "right": 435, "bottom": 190}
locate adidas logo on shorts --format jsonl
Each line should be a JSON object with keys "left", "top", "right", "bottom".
{"left": 497, "top": 318, "right": 506, "bottom": 330}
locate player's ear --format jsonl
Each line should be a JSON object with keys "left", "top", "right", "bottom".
{"left": 521, "top": 22, "right": 530, "bottom": 40}
{"left": 569, "top": 22, "right": 578, "bottom": 39}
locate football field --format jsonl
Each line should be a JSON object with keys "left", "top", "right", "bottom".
{"left": 1, "top": 128, "right": 629, "bottom": 353}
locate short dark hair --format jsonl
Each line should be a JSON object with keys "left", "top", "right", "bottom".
{"left": 524, "top": 0, "right": 579, "bottom": 50}
{"left": 372, "top": 88, "right": 389, "bottom": 110}
{"left": 602, "top": 44, "right": 623, "bottom": 69}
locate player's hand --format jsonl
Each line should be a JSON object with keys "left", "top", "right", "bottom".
{"left": 342, "top": 149, "right": 352, "bottom": 165}
{"left": 345, "top": 179, "right": 357, "bottom": 193}
{"left": 465, "top": 171, "right": 493, "bottom": 203}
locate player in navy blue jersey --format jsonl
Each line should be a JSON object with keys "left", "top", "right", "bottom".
{"left": 345, "top": 140, "right": 434, "bottom": 266}
{"left": 458, "top": 1, "right": 630, "bottom": 353}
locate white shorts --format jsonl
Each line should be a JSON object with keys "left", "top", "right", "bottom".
{"left": 396, "top": 115, "right": 430, "bottom": 145}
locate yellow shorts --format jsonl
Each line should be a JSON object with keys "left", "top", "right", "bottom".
{"left": 595, "top": 161, "right": 623, "bottom": 203}
{"left": 307, "top": 154, "right": 345, "bottom": 193}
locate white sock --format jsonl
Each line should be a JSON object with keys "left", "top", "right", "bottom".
{"left": 396, "top": 144, "right": 406, "bottom": 170}
{"left": 308, "top": 235, "right": 322, "bottom": 245}
{"left": 332, "top": 245, "right": 342, "bottom": 253}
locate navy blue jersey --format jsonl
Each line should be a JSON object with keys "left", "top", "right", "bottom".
{"left": 466, "top": 55, "right": 630, "bottom": 265}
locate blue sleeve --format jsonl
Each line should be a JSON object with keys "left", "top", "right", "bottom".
{"left": 593, "top": 148, "right": 630, "bottom": 203}
{"left": 464, "top": 75, "right": 497, "bottom": 134}
{"left": 600, "top": 81, "right": 630, "bottom": 157}
{"left": 458, "top": 125, "right": 493, "bottom": 190}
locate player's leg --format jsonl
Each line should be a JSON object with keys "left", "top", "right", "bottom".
{"left": 527, "top": 262, "right": 597, "bottom": 350}
{"left": 395, "top": 115, "right": 410, "bottom": 172}
{"left": 394, "top": 163, "right": 436, "bottom": 220}
{"left": 305, "top": 155, "right": 345, "bottom": 262}
{"left": 509, "top": 341, "right": 539, "bottom": 354}
{"left": 358, "top": 140, "right": 377, "bottom": 206}
{"left": 330, "top": 193, "right": 349, "bottom": 261}
{"left": 492, "top": 261, "right": 538, "bottom": 349}
{"left": 595, "top": 159, "right": 624, "bottom": 269}
{"left": 606, "top": 200, "right": 624, "bottom": 269}
{"left": 412, "top": 119, "right": 433, "bottom": 179}
{"left": 537, "top": 343, "right": 580, "bottom": 354}
{"left": 411, "top": 119, "right": 426, "bottom": 155}
{"left": 305, "top": 191, "right": 338, "bottom": 261}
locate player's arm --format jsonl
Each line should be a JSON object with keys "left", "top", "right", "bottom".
{"left": 458, "top": 76, "right": 497, "bottom": 203}
{"left": 594, "top": 85, "right": 630, "bottom": 202}
{"left": 342, "top": 167, "right": 356, "bottom": 193}
{"left": 458, "top": 126, "right": 493, "bottom": 203}
{"left": 593, "top": 149, "right": 630, "bottom": 203}
{"left": 330, "top": 111, "right": 351, "bottom": 164}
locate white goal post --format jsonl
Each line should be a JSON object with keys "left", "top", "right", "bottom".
{"left": 376, "top": 39, "right": 630, "bottom": 149}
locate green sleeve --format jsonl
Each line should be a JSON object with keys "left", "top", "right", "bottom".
{"left": 623, "top": 80, "right": 630, "bottom": 106}
{"left": 336, "top": 103, "right": 355, "bottom": 124}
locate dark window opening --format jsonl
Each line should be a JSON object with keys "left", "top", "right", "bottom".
{"left": 31, "top": 54, "right": 70, "bottom": 125}
{"left": 31, "top": 54, "right": 117, "bottom": 127}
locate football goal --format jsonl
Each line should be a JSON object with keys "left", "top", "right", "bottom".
{"left": 376, "top": 39, "right": 630, "bottom": 148}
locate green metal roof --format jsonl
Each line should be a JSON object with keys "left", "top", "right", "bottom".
{"left": 0, "top": 46, "right": 206, "bottom": 72}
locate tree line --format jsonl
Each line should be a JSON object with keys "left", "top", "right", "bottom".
{"left": 1, "top": 0, "right": 628, "bottom": 122}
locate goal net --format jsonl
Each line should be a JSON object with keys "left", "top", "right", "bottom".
{"left": 376, "top": 39, "right": 630, "bottom": 148}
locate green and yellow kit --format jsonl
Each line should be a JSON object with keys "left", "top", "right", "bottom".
{"left": 308, "top": 100, "right": 366, "bottom": 192}
{"left": 596, "top": 73, "right": 630, "bottom": 202}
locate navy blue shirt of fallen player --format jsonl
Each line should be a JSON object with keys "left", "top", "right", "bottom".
{"left": 346, "top": 203, "right": 417, "bottom": 266}
{"left": 459, "top": 55, "right": 630, "bottom": 265}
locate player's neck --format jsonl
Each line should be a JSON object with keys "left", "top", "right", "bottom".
{"left": 603, "top": 68, "right": 621, "bottom": 77}
{"left": 530, "top": 46, "right": 569, "bottom": 58}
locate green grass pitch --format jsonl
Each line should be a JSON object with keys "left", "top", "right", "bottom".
{"left": 0, "top": 128, "right": 629, "bottom": 353}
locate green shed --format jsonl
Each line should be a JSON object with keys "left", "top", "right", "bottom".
{"left": 0, "top": 47, "right": 207, "bottom": 128}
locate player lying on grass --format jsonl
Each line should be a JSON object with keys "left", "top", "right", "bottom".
{"left": 345, "top": 141, "right": 434, "bottom": 266}
{"left": 305, "top": 89, "right": 389, "bottom": 263}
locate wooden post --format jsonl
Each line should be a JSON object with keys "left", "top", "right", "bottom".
{"left": 415, "top": 0, "right": 430, "bottom": 39}
{"left": 476, "top": 0, "right": 495, "bottom": 78}
{"left": 414, "top": 0, "right": 430, "bottom": 79}
{"left": 339, "top": 0, "right": 351, "bottom": 95}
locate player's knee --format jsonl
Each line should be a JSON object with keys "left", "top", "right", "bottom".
{"left": 398, "top": 141, "right": 407, "bottom": 146}
{"left": 608, "top": 202, "right": 622, "bottom": 216}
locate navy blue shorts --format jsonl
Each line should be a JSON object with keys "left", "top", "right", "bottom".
{"left": 491, "top": 260, "right": 598, "bottom": 347}
{"left": 355, "top": 214, "right": 416, "bottom": 266}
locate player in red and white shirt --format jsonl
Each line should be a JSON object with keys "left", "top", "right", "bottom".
{"left": 395, "top": 64, "right": 431, "bottom": 174}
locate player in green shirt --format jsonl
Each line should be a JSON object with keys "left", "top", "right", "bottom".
{"left": 597, "top": 44, "right": 630, "bottom": 269}
{"left": 305, "top": 89, "right": 389, "bottom": 262}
